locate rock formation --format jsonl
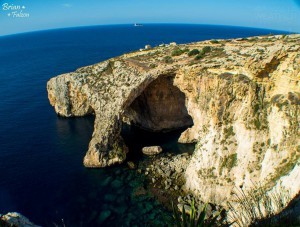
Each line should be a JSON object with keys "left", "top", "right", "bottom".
{"left": 142, "top": 146, "right": 163, "bottom": 155}
{"left": 0, "top": 212, "right": 39, "bottom": 227}
{"left": 47, "top": 35, "right": 300, "bottom": 208}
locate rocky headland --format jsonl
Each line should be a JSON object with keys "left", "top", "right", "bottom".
{"left": 47, "top": 34, "right": 300, "bottom": 223}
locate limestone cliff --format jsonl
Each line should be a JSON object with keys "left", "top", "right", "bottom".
{"left": 47, "top": 35, "right": 300, "bottom": 207}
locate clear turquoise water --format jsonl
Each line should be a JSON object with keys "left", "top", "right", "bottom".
{"left": 0, "top": 24, "right": 288, "bottom": 226}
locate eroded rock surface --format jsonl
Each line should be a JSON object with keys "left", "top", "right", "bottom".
{"left": 47, "top": 35, "right": 300, "bottom": 208}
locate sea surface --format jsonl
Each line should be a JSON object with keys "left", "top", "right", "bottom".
{"left": 0, "top": 24, "right": 289, "bottom": 226}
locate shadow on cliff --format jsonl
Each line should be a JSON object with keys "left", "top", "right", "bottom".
{"left": 251, "top": 192, "right": 300, "bottom": 227}
{"left": 121, "top": 124, "right": 195, "bottom": 161}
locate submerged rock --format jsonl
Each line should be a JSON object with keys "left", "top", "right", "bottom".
{"left": 133, "top": 186, "right": 147, "bottom": 197}
{"left": 142, "top": 146, "right": 163, "bottom": 156}
{"left": 101, "top": 176, "right": 113, "bottom": 187}
{"left": 127, "top": 161, "right": 136, "bottom": 169}
{"left": 111, "top": 179, "right": 123, "bottom": 188}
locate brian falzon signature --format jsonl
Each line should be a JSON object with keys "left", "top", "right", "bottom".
{"left": 2, "top": 3, "right": 30, "bottom": 18}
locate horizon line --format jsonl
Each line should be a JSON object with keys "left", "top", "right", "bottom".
{"left": 0, "top": 22, "right": 297, "bottom": 38}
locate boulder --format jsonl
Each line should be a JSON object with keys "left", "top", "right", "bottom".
{"left": 142, "top": 146, "right": 163, "bottom": 155}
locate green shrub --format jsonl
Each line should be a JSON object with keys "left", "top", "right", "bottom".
{"left": 149, "top": 63, "right": 157, "bottom": 68}
{"left": 221, "top": 153, "right": 237, "bottom": 170}
{"left": 163, "top": 56, "right": 173, "bottom": 63}
{"left": 171, "top": 200, "right": 222, "bottom": 227}
{"left": 224, "top": 126, "right": 235, "bottom": 139}
{"left": 210, "top": 40, "right": 219, "bottom": 44}
{"left": 193, "top": 46, "right": 212, "bottom": 60}
{"left": 188, "top": 49, "right": 200, "bottom": 56}
{"left": 254, "top": 118, "right": 261, "bottom": 129}
{"left": 202, "top": 46, "right": 212, "bottom": 54}
{"left": 194, "top": 54, "right": 204, "bottom": 60}
{"left": 172, "top": 48, "right": 184, "bottom": 56}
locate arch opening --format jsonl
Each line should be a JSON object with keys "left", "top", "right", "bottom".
{"left": 121, "top": 75, "right": 195, "bottom": 161}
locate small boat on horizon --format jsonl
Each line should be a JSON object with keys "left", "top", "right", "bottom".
{"left": 134, "top": 23, "right": 143, "bottom": 27}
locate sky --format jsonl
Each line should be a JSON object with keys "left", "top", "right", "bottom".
{"left": 0, "top": 0, "right": 300, "bottom": 36}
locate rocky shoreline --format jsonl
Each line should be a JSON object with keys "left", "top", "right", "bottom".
{"left": 2, "top": 148, "right": 299, "bottom": 226}
{"left": 136, "top": 149, "right": 227, "bottom": 222}
{"left": 136, "top": 149, "right": 300, "bottom": 226}
{"left": 47, "top": 34, "right": 300, "bottom": 223}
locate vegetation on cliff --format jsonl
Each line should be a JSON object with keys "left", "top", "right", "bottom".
{"left": 47, "top": 34, "right": 300, "bottom": 224}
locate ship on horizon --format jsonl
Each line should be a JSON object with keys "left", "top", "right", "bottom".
{"left": 134, "top": 23, "right": 143, "bottom": 27}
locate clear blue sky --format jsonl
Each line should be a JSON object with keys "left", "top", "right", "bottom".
{"left": 1, "top": 0, "right": 300, "bottom": 36}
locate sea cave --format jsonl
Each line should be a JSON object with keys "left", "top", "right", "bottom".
{"left": 122, "top": 74, "right": 195, "bottom": 160}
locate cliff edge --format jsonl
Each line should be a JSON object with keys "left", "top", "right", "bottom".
{"left": 47, "top": 34, "right": 300, "bottom": 206}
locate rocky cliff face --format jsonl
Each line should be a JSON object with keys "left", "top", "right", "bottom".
{"left": 47, "top": 35, "right": 300, "bottom": 207}
{"left": 124, "top": 75, "right": 193, "bottom": 132}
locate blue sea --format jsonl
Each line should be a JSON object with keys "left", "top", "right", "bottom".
{"left": 0, "top": 24, "right": 288, "bottom": 226}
